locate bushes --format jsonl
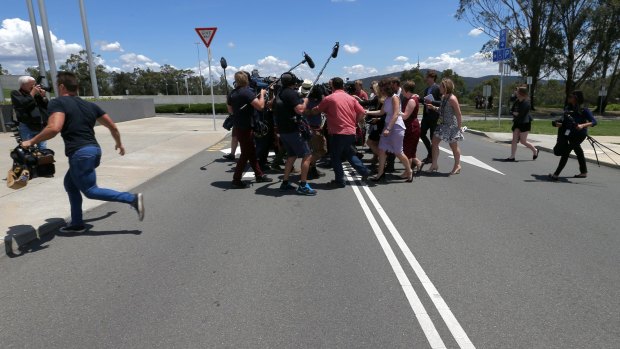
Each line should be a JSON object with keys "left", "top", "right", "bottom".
{"left": 155, "top": 103, "right": 228, "bottom": 114}
{"left": 606, "top": 104, "right": 620, "bottom": 111}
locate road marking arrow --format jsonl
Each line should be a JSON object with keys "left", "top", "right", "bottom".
{"left": 439, "top": 146, "right": 505, "bottom": 175}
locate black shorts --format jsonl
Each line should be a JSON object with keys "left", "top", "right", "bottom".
{"left": 512, "top": 122, "right": 531, "bottom": 132}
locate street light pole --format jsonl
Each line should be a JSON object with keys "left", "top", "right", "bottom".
{"left": 37, "top": 0, "right": 59, "bottom": 95}
{"left": 79, "top": 0, "right": 99, "bottom": 98}
{"left": 195, "top": 43, "right": 204, "bottom": 96}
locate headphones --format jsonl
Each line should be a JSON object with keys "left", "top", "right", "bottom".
{"left": 280, "top": 72, "right": 299, "bottom": 87}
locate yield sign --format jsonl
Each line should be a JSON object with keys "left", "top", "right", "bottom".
{"left": 195, "top": 27, "right": 217, "bottom": 48}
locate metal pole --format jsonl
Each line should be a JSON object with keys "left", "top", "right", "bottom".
{"left": 498, "top": 63, "right": 504, "bottom": 127}
{"left": 196, "top": 43, "right": 204, "bottom": 96}
{"left": 37, "top": 0, "right": 58, "bottom": 96}
{"left": 26, "top": 0, "right": 47, "bottom": 80}
{"left": 184, "top": 76, "right": 190, "bottom": 109}
{"left": 208, "top": 47, "right": 216, "bottom": 130}
{"left": 79, "top": 0, "right": 99, "bottom": 98}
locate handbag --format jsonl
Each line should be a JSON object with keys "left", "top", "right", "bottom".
{"left": 553, "top": 136, "right": 570, "bottom": 156}
{"left": 223, "top": 115, "right": 234, "bottom": 131}
{"left": 6, "top": 166, "right": 29, "bottom": 189}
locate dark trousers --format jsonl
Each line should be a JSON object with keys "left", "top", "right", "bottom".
{"left": 255, "top": 131, "right": 274, "bottom": 169}
{"left": 554, "top": 134, "right": 588, "bottom": 176}
{"left": 233, "top": 128, "right": 263, "bottom": 181}
{"left": 420, "top": 117, "right": 438, "bottom": 159}
{"left": 329, "top": 134, "right": 369, "bottom": 184}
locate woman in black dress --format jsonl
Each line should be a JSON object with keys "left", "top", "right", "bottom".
{"left": 504, "top": 86, "right": 539, "bottom": 161}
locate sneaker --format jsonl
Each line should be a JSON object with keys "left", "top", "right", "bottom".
{"left": 131, "top": 193, "right": 145, "bottom": 221}
{"left": 279, "top": 182, "right": 295, "bottom": 191}
{"left": 223, "top": 153, "right": 235, "bottom": 161}
{"left": 255, "top": 175, "right": 273, "bottom": 183}
{"left": 296, "top": 183, "right": 317, "bottom": 196}
{"left": 59, "top": 224, "right": 86, "bottom": 234}
{"left": 231, "top": 180, "right": 249, "bottom": 189}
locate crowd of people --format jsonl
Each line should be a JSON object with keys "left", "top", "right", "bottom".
{"left": 223, "top": 70, "right": 467, "bottom": 194}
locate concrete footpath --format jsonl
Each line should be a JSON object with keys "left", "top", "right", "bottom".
{"left": 467, "top": 129, "right": 620, "bottom": 169}
{"left": 1, "top": 116, "right": 228, "bottom": 255}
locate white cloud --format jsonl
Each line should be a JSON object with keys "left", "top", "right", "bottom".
{"left": 343, "top": 44, "right": 360, "bottom": 54}
{"left": 202, "top": 55, "right": 318, "bottom": 84}
{"left": 119, "top": 53, "right": 160, "bottom": 71}
{"left": 0, "top": 18, "right": 82, "bottom": 74}
{"left": 227, "top": 42, "right": 235, "bottom": 48}
{"left": 468, "top": 28, "right": 484, "bottom": 37}
{"left": 394, "top": 56, "right": 409, "bottom": 62}
{"left": 419, "top": 50, "right": 497, "bottom": 77}
{"left": 98, "top": 41, "right": 124, "bottom": 52}
{"left": 386, "top": 62, "right": 417, "bottom": 73}
{"left": 343, "top": 64, "right": 378, "bottom": 78}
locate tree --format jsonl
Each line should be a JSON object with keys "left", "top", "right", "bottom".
{"left": 589, "top": 0, "right": 620, "bottom": 113}
{"left": 456, "top": 0, "right": 560, "bottom": 110}
{"left": 400, "top": 68, "right": 425, "bottom": 95}
{"left": 60, "top": 50, "right": 110, "bottom": 96}
{"left": 440, "top": 69, "right": 467, "bottom": 96}
{"left": 0, "top": 64, "right": 8, "bottom": 75}
{"left": 550, "top": 0, "right": 599, "bottom": 102}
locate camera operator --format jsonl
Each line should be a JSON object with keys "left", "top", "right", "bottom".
{"left": 11, "top": 76, "right": 49, "bottom": 149}
{"left": 228, "top": 71, "right": 273, "bottom": 188}
{"left": 549, "top": 90, "right": 597, "bottom": 181}
{"left": 301, "top": 80, "right": 327, "bottom": 180}
{"left": 274, "top": 73, "right": 316, "bottom": 195}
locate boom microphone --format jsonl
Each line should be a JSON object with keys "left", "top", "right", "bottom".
{"left": 331, "top": 42, "right": 339, "bottom": 58}
{"left": 304, "top": 52, "right": 315, "bottom": 69}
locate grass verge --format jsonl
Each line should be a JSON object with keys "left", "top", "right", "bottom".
{"left": 463, "top": 119, "right": 620, "bottom": 136}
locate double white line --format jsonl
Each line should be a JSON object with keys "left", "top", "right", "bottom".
{"left": 344, "top": 167, "right": 475, "bottom": 349}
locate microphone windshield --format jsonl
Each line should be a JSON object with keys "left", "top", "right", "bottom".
{"left": 304, "top": 52, "right": 315, "bottom": 69}
{"left": 331, "top": 42, "right": 339, "bottom": 58}
{"left": 220, "top": 57, "right": 228, "bottom": 69}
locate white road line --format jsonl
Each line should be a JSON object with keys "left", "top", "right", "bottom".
{"left": 346, "top": 166, "right": 476, "bottom": 349}
{"left": 438, "top": 146, "right": 505, "bottom": 175}
{"left": 344, "top": 172, "right": 447, "bottom": 349}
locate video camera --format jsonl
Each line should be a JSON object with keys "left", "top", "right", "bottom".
{"left": 552, "top": 110, "right": 577, "bottom": 129}
{"left": 35, "top": 76, "right": 53, "bottom": 93}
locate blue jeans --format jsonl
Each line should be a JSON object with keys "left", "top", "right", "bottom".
{"left": 64, "top": 146, "right": 136, "bottom": 225}
{"left": 19, "top": 123, "right": 47, "bottom": 149}
{"left": 329, "top": 134, "right": 369, "bottom": 185}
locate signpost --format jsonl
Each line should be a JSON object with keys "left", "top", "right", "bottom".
{"left": 492, "top": 28, "right": 511, "bottom": 126}
{"left": 195, "top": 27, "right": 218, "bottom": 130}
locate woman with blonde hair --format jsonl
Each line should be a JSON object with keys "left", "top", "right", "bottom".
{"left": 427, "top": 78, "right": 464, "bottom": 175}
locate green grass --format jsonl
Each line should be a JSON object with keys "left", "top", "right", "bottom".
{"left": 463, "top": 119, "right": 620, "bottom": 136}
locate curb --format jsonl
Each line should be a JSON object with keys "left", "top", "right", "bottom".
{"left": 465, "top": 129, "right": 620, "bottom": 170}
{"left": 2, "top": 132, "right": 230, "bottom": 258}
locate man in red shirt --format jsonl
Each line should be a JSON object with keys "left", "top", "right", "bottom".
{"left": 312, "top": 77, "right": 370, "bottom": 187}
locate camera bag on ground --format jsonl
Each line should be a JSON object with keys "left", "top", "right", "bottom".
{"left": 7, "top": 145, "right": 55, "bottom": 189}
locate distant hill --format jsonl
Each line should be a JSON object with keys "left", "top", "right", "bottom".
{"left": 354, "top": 70, "right": 526, "bottom": 93}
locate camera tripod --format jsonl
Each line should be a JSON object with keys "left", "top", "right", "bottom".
{"left": 586, "top": 135, "right": 620, "bottom": 166}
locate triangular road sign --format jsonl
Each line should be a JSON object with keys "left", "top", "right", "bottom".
{"left": 195, "top": 27, "right": 217, "bottom": 48}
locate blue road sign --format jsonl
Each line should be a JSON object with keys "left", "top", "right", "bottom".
{"left": 499, "top": 28, "right": 507, "bottom": 49}
{"left": 493, "top": 48, "right": 512, "bottom": 62}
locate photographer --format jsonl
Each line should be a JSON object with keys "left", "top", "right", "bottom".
{"left": 228, "top": 71, "right": 272, "bottom": 188}
{"left": 11, "top": 76, "right": 49, "bottom": 149}
{"left": 549, "top": 90, "right": 597, "bottom": 181}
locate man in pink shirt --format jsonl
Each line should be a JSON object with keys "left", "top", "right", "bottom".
{"left": 312, "top": 77, "right": 370, "bottom": 187}
{"left": 353, "top": 80, "right": 368, "bottom": 101}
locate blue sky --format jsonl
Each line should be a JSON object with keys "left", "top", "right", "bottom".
{"left": 0, "top": 0, "right": 497, "bottom": 82}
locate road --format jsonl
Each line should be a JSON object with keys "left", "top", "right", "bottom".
{"left": 1, "top": 133, "right": 618, "bottom": 348}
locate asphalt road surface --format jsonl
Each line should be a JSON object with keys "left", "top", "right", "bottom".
{"left": 1, "top": 133, "right": 618, "bottom": 349}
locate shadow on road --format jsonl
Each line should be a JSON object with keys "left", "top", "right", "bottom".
{"left": 5, "top": 211, "right": 141, "bottom": 258}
